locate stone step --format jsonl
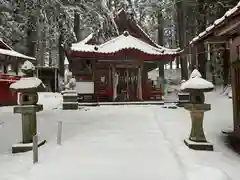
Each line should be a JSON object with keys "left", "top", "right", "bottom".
{"left": 62, "top": 102, "right": 78, "bottom": 110}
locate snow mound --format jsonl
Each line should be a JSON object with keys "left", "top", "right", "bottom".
{"left": 190, "top": 69, "right": 202, "bottom": 78}
{"left": 181, "top": 76, "right": 214, "bottom": 90}
{"left": 228, "top": 89, "right": 232, "bottom": 98}
{"left": 38, "top": 92, "right": 63, "bottom": 110}
{"left": 188, "top": 166, "right": 232, "bottom": 180}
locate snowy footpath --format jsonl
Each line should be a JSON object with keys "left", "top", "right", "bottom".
{"left": 0, "top": 92, "right": 240, "bottom": 180}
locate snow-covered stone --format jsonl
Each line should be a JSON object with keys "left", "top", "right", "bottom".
{"left": 64, "top": 56, "right": 69, "bottom": 65}
{"left": 180, "top": 76, "right": 214, "bottom": 90}
{"left": 10, "top": 77, "right": 45, "bottom": 91}
{"left": 21, "top": 61, "right": 35, "bottom": 71}
{"left": 190, "top": 69, "right": 202, "bottom": 78}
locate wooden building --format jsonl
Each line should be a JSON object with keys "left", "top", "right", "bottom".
{"left": 0, "top": 39, "right": 35, "bottom": 75}
{"left": 68, "top": 9, "right": 181, "bottom": 102}
{"left": 0, "top": 38, "right": 36, "bottom": 105}
{"left": 190, "top": 1, "right": 240, "bottom": 139}
{"left": 36, "top": 66, "right": 59, "bottom": 92}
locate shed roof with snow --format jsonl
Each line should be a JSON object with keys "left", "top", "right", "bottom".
{"left": 190, "top": 1, "right": 240, "bottom": 45}
{"left": 0, "top": 39, "right": 35, "bottom": 61}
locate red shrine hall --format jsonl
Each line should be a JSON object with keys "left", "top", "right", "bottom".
{"left": 68, "top": 9, "right": 181, "bottom": 102}
{"left": 0, "top": 38, "right": 35, "bottom": 105}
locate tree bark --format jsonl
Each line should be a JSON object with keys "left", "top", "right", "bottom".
{"left": 74, "top": 10, "right": 81, "bottom": 41}
{"left": 26, "top": 14, "right": 37, "bottom": 58}
{"left": 157, "top": 10, "right": 165, "bottom": 88}
{"left": 176, "top": 0, "right": 188, "bottom": 80}
{"left": 196, "top": 0, "right": 206, "bottom": 78}
{"left": 58, "top": 34, "right": 65, "bottom": 77}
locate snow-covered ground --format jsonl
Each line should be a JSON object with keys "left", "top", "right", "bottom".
{"left": 0, "top": 91, "right": 239, "bottom": 180}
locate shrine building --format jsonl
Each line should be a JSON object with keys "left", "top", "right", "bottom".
{"left": 67, "top": 9, "right": 181, "bottom": 102}
{"left": 0, "top": 38, "right": 35, "bottom": 105}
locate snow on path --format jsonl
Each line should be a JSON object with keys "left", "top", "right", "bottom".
{"left": 0, "top": 92, "right": 239, "bottom": 180}
{"left": 1, "top": 106, "right": 187, "bottom": 180}
{"left": 151, "top": 93, "right": 240, "bottom": 180}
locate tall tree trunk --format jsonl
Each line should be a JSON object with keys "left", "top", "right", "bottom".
{"left": 26, "top": 15, "right": 37, "bottom": 58}
{"left": 196, "top": 0, "right": 206, "bottom": 78}
{"left": 74, "top": 10, "right": 81, "bottom": 41}
{"left": 157, "top": 11, "right": 165, "bottom": 90}
{"left": 176, "top": 0, "right": 188, "bottom": 80}
{"left": 58, "top": 34, "right": 65, "bottom": 77}
{"left": 221, "top": 44, "right": 230, "bottom": 86}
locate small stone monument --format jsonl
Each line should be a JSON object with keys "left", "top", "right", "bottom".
{"left": 181, "top": 69, "right": 214, "bottom": 151}
{"left": 62, "top": 56, "right": 78, "bottom": 110}
{"left": 10, "top": 60, "right": 46, "bottom": 153}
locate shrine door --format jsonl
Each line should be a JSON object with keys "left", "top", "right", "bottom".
{"left": 117, "top": 68, "right": 138, "bottom": 101}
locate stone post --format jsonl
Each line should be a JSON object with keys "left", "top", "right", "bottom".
{"left": 189, "top": 111, "right": 206, "bottom": 142}
{"left": 22, "top": 112, "right": 37, "bottom": 143}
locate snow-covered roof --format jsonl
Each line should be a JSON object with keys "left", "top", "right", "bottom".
{"left": 72, "top": 31, "right": 180, "bottom": 55}
{"left": 117, "top": 8, "right": 125, "bottom": 15}
{"left": 79, "top": 33, "right": 95, "bottom": 44}
{"left": 71, "top": 33, "right": 97, "bottom": 53}
{"left": 190, "top": 1, "right": 240, "bottom": 45}
{"left": 0, "top": 38, "right": 13, "bottom": 50}
{"left": 71, "top": 9, "right": 181, "bottom": 55}
{"left": 0, "top": 48, "right": 35, "bottom": 60}
{"left": 71, "top": 43, "right": 96, "bottom": 53}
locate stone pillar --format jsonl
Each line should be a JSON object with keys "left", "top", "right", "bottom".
{"left": 22, "top": 112, "right": 37, "bottom": 143}
{"left": 189, "top": 111, "right": 206, "bottom": 142}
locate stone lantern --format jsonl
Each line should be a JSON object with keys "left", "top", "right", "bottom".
{"left": 62, "top": 56, "right": 78, "bottom": 110}
{"left": 181, "top": 69, "right": 214, "bottom": 151}
{"left": 10, "top": 60, "right": 46, "bottom": 153}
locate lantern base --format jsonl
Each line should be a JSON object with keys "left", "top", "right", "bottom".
{"left": 62, "top": 90, "right": 78, "bottom": 110}
{"left": 12, "top": 140, "right": 46, "bottom": 154}
{"left": 184, "top": 138, "right": 213, "bottom": 151}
